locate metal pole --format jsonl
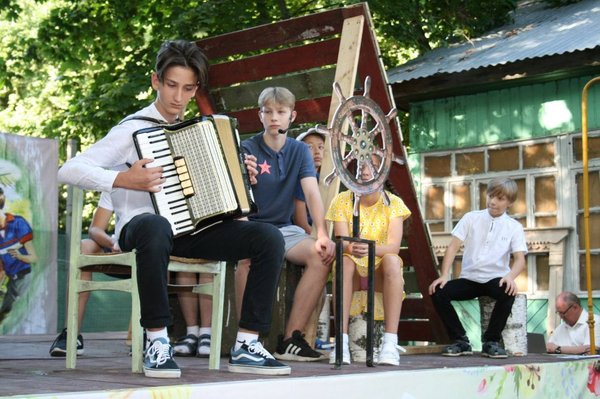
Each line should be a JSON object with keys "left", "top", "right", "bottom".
{"left": 334, "top": 238, "right": 344, "bottom": 368}
{"left": 581, "top": 76, "right": 600, "bottom": 355}
{"left": 366, "top": 240, "right": 375, "bottom": 367}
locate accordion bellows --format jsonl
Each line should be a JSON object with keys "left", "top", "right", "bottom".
{"left": 133, "top": 115, "right": 257, "bottom": 237}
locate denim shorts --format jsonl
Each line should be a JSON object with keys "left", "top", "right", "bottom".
{"left": 279, "top": 224, "right": 311, "bottom": 254}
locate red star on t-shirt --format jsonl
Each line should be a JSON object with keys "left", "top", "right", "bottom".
{"left": 258, "top": 160, "right": 271, "bottom": 174}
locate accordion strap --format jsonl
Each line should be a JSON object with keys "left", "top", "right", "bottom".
{"left": 118, "top": 115, "right": 167, "bottom": 126}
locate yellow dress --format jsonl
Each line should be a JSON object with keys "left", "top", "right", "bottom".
{"left": 325, "top": 190, "right": 411, "bottom": 319}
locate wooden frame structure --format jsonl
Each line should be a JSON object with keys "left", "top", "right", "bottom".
{"left": 194, "top": 2, "right": 449, "bottom": 345}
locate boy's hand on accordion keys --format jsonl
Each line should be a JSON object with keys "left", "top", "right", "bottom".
{"left": 244, "top": 154, "right": 258, "bottom": 185}
{"left": 115, "top": 158, "right": 165, "bottom": 193}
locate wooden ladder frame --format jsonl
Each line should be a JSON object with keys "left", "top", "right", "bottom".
{"left": 194, "top": 2, "right": 449, "bottom": 345}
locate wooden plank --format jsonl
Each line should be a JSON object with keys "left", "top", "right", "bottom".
{"left": 398, "top": 321, "right": 437, "bottom": 342}
{"left": 401, "top": 297, "right": 427, "bottom": 319}
{"left": 80, "top": 265, "right": 131, "bottom": 275}
{"left": 399, "top": 247, "right": 412, "bottom": 265}
{"left": 207, "top": 39, "right": 341, "bottom": 88}
{"left": 195, "top": 5, "right": 368, "bottom": 60}
{"left": 211, "top": 68, "right": 337, "bottom": 114}
{"left": 0, "top": 333, "right": 575, "bottom": 397}
{"left": 222, "top": 96, "right": 332, "bottom": 133}
{"left": 403, "top": 344, "right": 445, "bottom": 354}
{"left": 318, "top": 14, "right": 365, "bottom": 219}
{"left": 304, "top": 14, "right": 366, "bottom": 349}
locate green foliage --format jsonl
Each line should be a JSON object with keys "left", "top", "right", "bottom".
{"left": 0, "top": 0, "right": 525, "bottom": 230}
{"left": 364, "top": 0, "right": 518, "bottom": 65}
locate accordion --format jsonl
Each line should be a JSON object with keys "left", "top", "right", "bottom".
{"left": 133, "top": 115, "right": 257, "bottom": 237}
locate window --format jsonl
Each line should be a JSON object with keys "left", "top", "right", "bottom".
{"left": 421, "top": 139, "right": 559, "bottom": 295}
{"left": 576, "top": 170, "right": 600, "bottom": 291}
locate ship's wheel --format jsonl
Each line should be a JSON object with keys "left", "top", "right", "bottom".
{"left": 318, "top": 76, "right": 404, "bottom": 206}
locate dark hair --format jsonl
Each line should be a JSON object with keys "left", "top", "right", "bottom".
{"left": 0, "top": 187, "right": 4, "bottom": 209}
{"left": 155, "top": 40, "right": 209, "bottom": 88}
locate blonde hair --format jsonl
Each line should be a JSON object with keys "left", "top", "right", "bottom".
{"left": 258, "top": 87, "right": 295, "bottom": 109}
{"left": 486, "top": 177, "right": 518, "bottom": 203}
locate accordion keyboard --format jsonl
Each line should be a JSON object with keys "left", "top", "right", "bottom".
{"left": 134, "top": 130, "right": 195, "bottom": 236}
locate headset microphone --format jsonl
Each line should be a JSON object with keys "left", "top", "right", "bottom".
{"left": 278, "top": 116, "right": 293, "bottom": 134}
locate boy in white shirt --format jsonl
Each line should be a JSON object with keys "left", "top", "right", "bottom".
{"left": 428, "top": 177, "right": 527, "bottom": 358}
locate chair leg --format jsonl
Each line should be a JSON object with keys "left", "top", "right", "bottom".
{"left": 130, "top": 272, "right": 144, "bottom": 373}
{"left": 208, "top": 262, "right": 226, "bottom": 370}
{"left": 66, "top": 267, "right": 81, "bottom": 369}
{"left": 126, "top": 320, "right": 132, "bottom": 346}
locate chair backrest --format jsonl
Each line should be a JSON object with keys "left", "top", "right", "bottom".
{"left": 67, "top": 186, "right": 85, "bottom": 265}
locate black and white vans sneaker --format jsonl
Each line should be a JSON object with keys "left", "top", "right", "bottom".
{"left": 143, "top": 337, "right": 181, "bottom": 378}
{"left": 49, "top": 328, "right": 84, "bottom": 357}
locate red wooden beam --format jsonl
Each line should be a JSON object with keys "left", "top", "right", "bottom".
{"left": 207, "top": 39, "right": 340, "bottom": 88}
{"left": 195, "top": 5, "right": 367, "bottom": 59}
{"left": 398, "top": 321, "right": 437, "bottom": 342}
{"left": 401, "top": 298, "right": 427, "bottom": 319}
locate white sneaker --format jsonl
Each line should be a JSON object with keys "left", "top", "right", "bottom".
{"left": 329, "top": 345, "right": 351, "bottom": 365}
{"left": 377, "top": 342, "right": 400, "bottom": 366}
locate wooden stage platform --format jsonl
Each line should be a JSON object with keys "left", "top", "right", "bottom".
{"left": 1, "top": 332, "right": 599, "bottom": 398}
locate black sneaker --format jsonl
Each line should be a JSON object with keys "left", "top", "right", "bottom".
{"left": 228, "top": 340, "right": 291, "bottom": 375}
{"left": 49, "top": 328, "right": 84, "bottom": 357}
{"left": 441, "top": 340, "right": 473, "bottom": 357}
{"left": 143, "top": 337, "right": 181, "bottom": 378}
{"left": 172, "top": 334, "right": 198, "bottom": 357}
{"left": 482, "top": 341, "right": 508, "bottom": 359}
{"left": 197, "top": 334, "right": 211, "bottom": 358}
{"left": 274, "top": 330, "right": 325, "bottom": 362}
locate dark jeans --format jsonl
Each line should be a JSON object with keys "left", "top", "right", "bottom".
{"left": 119, "top": 213, "right": 284, "bottom": 332}
{"left": 430, "top": 277, "right": 515, "bottom": 343}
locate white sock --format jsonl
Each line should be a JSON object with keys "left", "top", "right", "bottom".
{"left": 199, "top": 327, "right": 211, "bottom": 337}
{"left": 235, "top": 332, "right": 258, "bottom": 350}
{"left": 342, "top": 333, "right": 349, "bottom": 349}
{"left": 187, "top": 325, "right": 200, "bottom": 337}
{"left": 146, "top": 328, "right": 169, "bottom": 344}
{"left": 383, "top": 332, "right": 398, "bottom": 345}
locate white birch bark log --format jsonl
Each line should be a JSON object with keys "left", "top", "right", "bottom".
{"left": 348, "top": 313, "right": 384, "bottom": 362}
{"left": 479, "top": 294, "right": 528, "bottom": 356}
{"left": 316, "top": 294, "right": 332, "bottom": 345}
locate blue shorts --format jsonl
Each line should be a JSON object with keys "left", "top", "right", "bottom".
{"left": 279, "top": 225, "right": 311, "bottom": 254}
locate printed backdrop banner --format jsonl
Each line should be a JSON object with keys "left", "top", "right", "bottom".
{"left": 0, "top": 132, "right": 58, "bottom": 334}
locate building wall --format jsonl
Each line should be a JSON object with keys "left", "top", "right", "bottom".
{"left": 409, "top": 75, "right": 600, "bottom": 153}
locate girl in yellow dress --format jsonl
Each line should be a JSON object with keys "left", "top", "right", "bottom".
{"left": 325, "top": 156, "right": 411, "bottom": 366}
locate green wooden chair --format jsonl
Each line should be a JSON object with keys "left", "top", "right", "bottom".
{"left": 168, "top": 256, "right": 226, "bottom": 370}
{"left": 65, "top": 186, "right": 143, "bottom": 372}
{"left": 66, "top": 186, "right": 226, "bottom": 372}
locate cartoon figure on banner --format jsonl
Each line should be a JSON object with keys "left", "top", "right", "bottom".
{"left": 0, "top": 160, "right": 37, "bottom": 323}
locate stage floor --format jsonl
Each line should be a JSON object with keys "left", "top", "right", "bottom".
{"left": 1, "top": 332, "right": 599, "bottom": 398}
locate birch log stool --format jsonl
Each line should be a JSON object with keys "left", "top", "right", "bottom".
{"left": 479, "top": 294, "right": 528, "bottom": 356}
{"left": 348, "top": 311, "right": 384, "bottom": 362}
